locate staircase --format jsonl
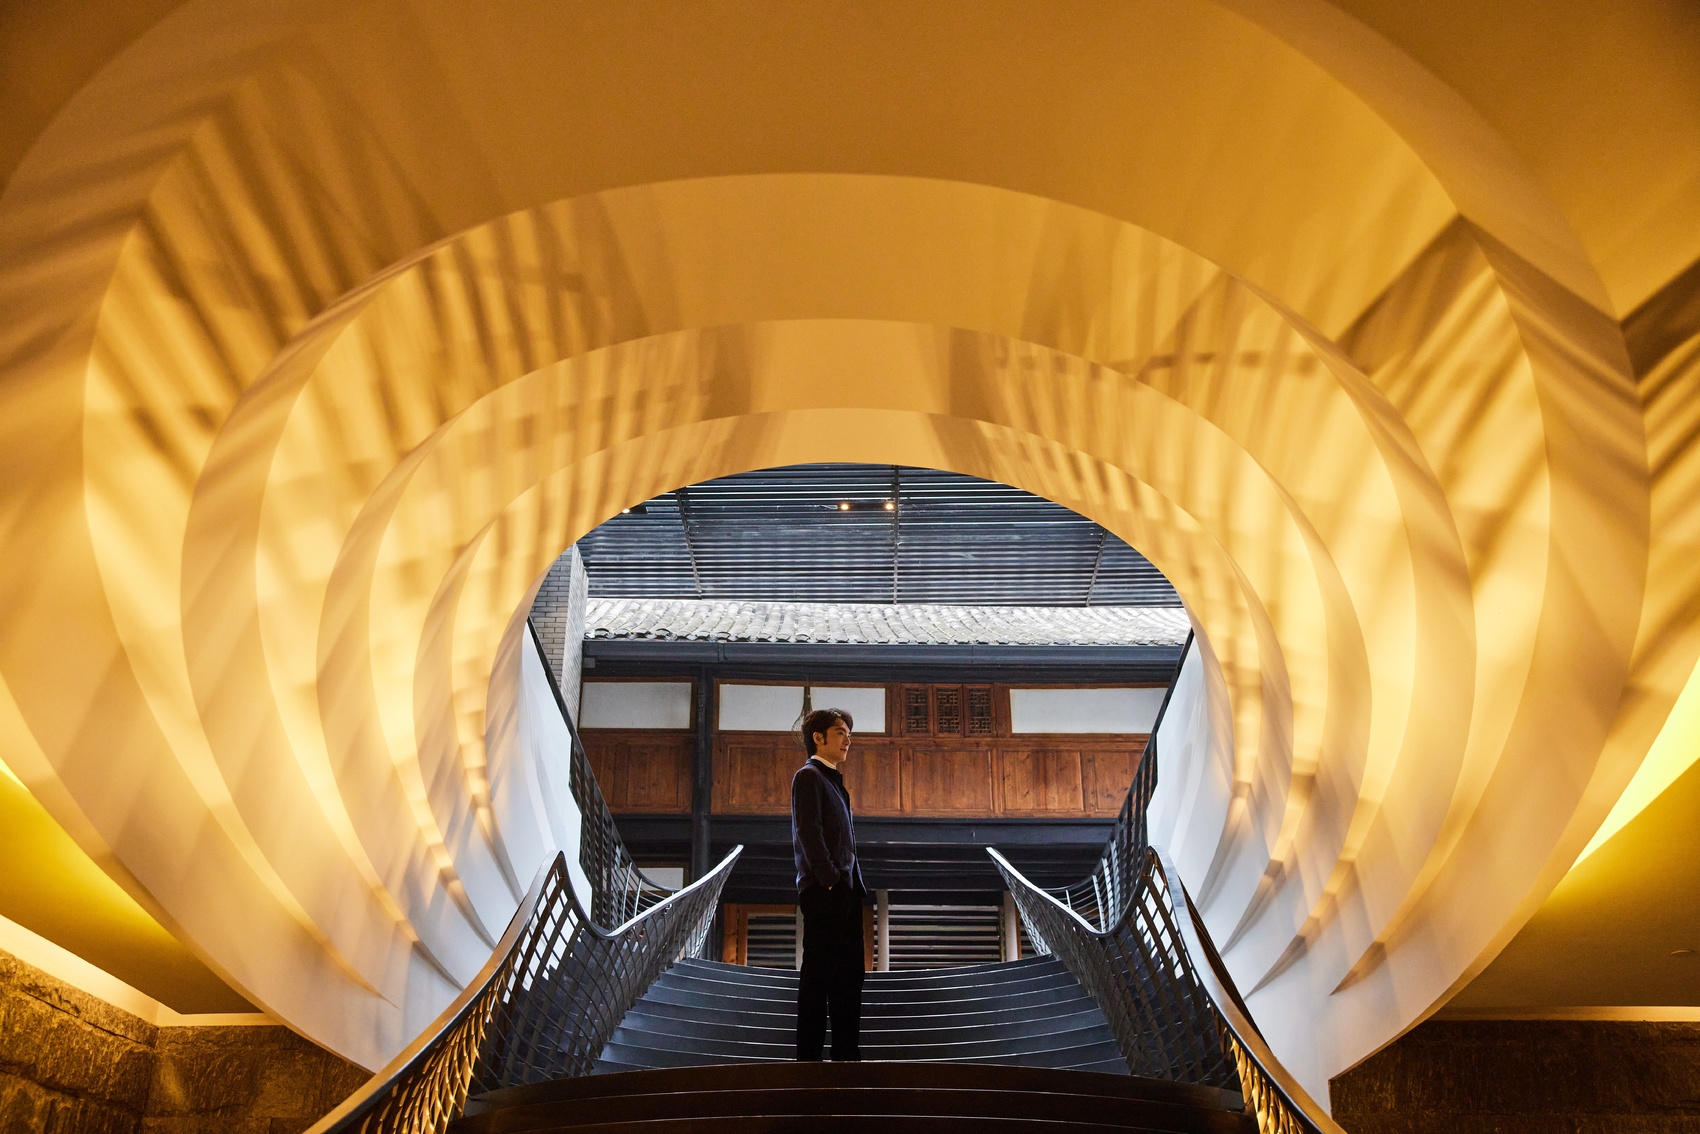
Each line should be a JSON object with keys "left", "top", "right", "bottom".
{"left": 457, "top": 1062, "right": 1256, "bottom": 1132}
{"left": 443, "top": 957, "right": 1256, "bottom": 1131}
{"left": 595, "top": 957, "right": 1125, "bottom": 1073}
{"left": 314, "top": 629, "right": 1331, "bottom": 1134}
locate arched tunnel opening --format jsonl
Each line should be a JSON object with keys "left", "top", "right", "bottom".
{"left": 528, "top": 462, "right": 1190, "bottom": 968}
{"left": 0, "top": 6, "right": 1695, "bottom": 1129}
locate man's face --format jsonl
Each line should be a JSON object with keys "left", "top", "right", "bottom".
{"left": 814, "top": 720, "right": 852, "bottom": 763}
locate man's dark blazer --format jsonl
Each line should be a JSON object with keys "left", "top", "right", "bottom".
{"left": 791, "top": 758, "right": 866, "bottom": 894}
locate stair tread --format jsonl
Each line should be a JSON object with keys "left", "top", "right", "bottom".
{"left": 620, "top": 1001, "right": 1108, "bottom": 1031}
{"left": 456, "top": 1085, "right": 1256, "bottom": 1133}
{"left": 623, "top": 999, "right": 1102, "bottom": 1027}
{"left": 594, "top": 1039, "right": 1130, "bottom": 1071}
{"left": 640, "top": 982, "right": 1091, "bottom": 1010}
{"left": 651, "top": 975, "right": 1087, "bottom": 1001}
{"left": 610, "top": 1017, "right": 1116, "bottom": 1053}
{"left": 594, "top": 955, "right": 1131, "bottom": 1076}
{"left": 458, "top": 1120, "right": 1242, "bottom": 1134}
{"left": 469, "top": 1062, "right": 1246, "bottom": 1114}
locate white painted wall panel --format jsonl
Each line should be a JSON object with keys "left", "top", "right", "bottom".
{"left": 579, "top": 681, "right": 693, "bottom": 729}
{"left": 719, "top": 684, "right": 804, "bottom": 731}
{"left": 810, "top": 686, "right": 887, "bottom": 733}
{"left": 639, "top": 866, "right": 685, "bottom": 889}
{"left": 1008, "top": 686, "right": 1167, "bottom": 733}
{"left": 1146, "top": 642, "right": 1233, "bottom": 894}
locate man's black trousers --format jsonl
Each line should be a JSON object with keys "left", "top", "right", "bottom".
{"left": 796, "top": 883, "right": 865, "bottom": 1061}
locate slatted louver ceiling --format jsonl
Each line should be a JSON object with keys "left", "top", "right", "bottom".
{"left": 579, "top": 464, "right": 1181, "bottom": 606}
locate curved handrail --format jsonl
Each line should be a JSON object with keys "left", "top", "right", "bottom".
{"left": 991, "top": 845, "right": 1344, "bottom": 1134}
{"left": 1050, "top": 630, "right": 1192, "bottom": 928}
{"left": 526, "top": 619, "right": 673, "bottom": 923}
{"left": 1152, "top": 846, "right": 1343, "bottom": 1134}
{"left": 309, "top": 616, "right": 734, "bottom": 1132}
{"left": 307, "top": 842, "right": 742, "bottom": 1134}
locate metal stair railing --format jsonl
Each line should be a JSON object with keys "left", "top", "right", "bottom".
{"left": 991, "top": 846, "right": 1342, "bottom": 1134}
{"left": 304, "top": 617, "right": 736, "bottom": 1134}
{"left": 307, "top": 844, "right": 741, "bottom": 1134}
{"left": 526, "top": 619, "right": 671, "bottom": 927}
{"left": 1047, "top": 630, "right": 1189, "bottom": 930}
{"left": 990, "top": 627, "right": 1345, "bottom": 1134}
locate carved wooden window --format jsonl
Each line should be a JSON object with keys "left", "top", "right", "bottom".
{"left": 903, "top": 686, "right": 931, "bottom": 735}
{"left": 935, "top": 686, "right": 962, "bottom": 735}
{"left": 966, "top": 687, "right": 994, "bottom": 736}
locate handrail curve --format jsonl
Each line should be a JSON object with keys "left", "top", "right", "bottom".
{"left": 304, "top": 619, "right": 735, "bottom": 1133}
{"left": 527, "top": 619, "right": 672, "bottom": 924}
{"left": 1051, "top": 630, "right": 1191, "bottom": 928}
{"left": 307, "top": 843, "right": 741, "bottom": 1134}
{"left": 991, "top": 845, "right": 1344, "bottom": 1134}
{"left": 1153, "top": 846, "right": 1343, "bottom": 1134}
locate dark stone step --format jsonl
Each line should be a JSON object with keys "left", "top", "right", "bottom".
{"left": 675, "top": 958, "right": 1065, "bottom": 987}
{"left": 641, "top": 977, "right": 1089, "bottom": 1011}
{"left": 668, "top": 961, "right": 1073, "bottom": 995}
{"left": 605, "top": 1024, "right": 1118, "bottom": 1064}
{"left": 456, "top": 1088, "right": 1250, "bottom": 1133}
{"left": 459, "top": 1118, "right": 1220, "bottom": 1134}
{"left": 595, "top": 1036, "right": 1129, "bottom": 1072}
{"left": 599, "top": 955, "right": 1131, "bottom": 1078}
{"left": 610, "top": 1009, "right": 1115, "bottom": 1051}
{"left": 460, "top": 1063, "right": 1251, "bottom": 1134}
{"left": 622, "top": 995, "right": 1101, "bottom": 1030}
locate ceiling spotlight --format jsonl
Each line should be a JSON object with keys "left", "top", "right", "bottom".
{"left": 621, "top": 508, "right": 630, "bottom": 514}
{"left": 839, "top": 502, "right": 850, "bottom": 511}
{"left": 884, "top": 500, "right": 895, "bottom": 511}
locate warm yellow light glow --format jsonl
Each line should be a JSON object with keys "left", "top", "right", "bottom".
{"left": 0, "top": 0, "right": 1693, "bottom": 1099}
{"left": 1576, "top": 655, "right": 1700, "bottom": 866}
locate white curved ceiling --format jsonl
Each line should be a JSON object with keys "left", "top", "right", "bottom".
{"left": 0, "top": 0, "right": 1696, "bottom": 1101}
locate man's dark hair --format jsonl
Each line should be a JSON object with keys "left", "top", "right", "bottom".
{"left": 801, "top": 707, "right": 854, "bottom": 756}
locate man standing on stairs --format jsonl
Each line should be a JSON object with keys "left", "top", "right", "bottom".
{"left": 792, "top": 707, "right": 867, "bottom": 1062}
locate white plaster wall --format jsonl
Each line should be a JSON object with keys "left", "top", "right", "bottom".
{"left": 809, "top": 686, "right": 887, "bottom": 733}
{"left": 719, "top": 685, "right": 805, "bottom": 731}
{"left": 580, "top": 682, "right": 694, "bottom": 729}
{"left": 484, "top": 617, "right": 591, "bottom": 938}
{"left": 1009, "top": 687, "right": 1169, "bottom": 734}
{"left": 1147, "top": 640, "right": 1235, "bottom": 895}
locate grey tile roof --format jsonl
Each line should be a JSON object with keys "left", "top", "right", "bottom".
{"left": 584, "top": 598, "right": 1190, "bottom": 647}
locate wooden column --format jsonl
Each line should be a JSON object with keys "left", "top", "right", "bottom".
{"left": 876, "top": 889, "right": 891, "bottom": 971}
{"left": 1001, "top": 891, "right": 1021, "bottom": 962}
{"left": 690, "top": 669, "right": 712, "bottom": 881}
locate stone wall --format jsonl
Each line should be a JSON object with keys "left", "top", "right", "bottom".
{"left": 1331, "top": 1018, "right": 1700, "bottom": 1133}
{"left": 0, "top": 950, "right": 155, "bottom": 1133}
{"left": 144, "top": 1025, "right": 368, "bottom": 1133}
{"left": 0, "top": 949, "right": 366, "bottom": 1134}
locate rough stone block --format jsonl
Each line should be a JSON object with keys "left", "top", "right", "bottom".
{"left": 0, "top": 1074, "right": 142, "bottom": 1134}
{"left": 0, "top": 987, "right": 154, "bottom": 1110}
{"left": 1332, "top": 1019, "right": 1700, "bottom": 1133}
{"left": 145, "top": 1025, "right": 363, "bottom": 1131}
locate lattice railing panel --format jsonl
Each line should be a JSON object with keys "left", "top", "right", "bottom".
{"left": 306, "top": 620, "right": 733, "bottom": 1134}
{"left": 308, "top": 846, "right": 739, "bottom": 1134}
{"left": 993, "top": 846, "right": 1345, "bottom": 1134}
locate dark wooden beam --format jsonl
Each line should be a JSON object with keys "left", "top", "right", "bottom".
{"left": 689, "top": 666, "right": 713, "bottom": 881}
